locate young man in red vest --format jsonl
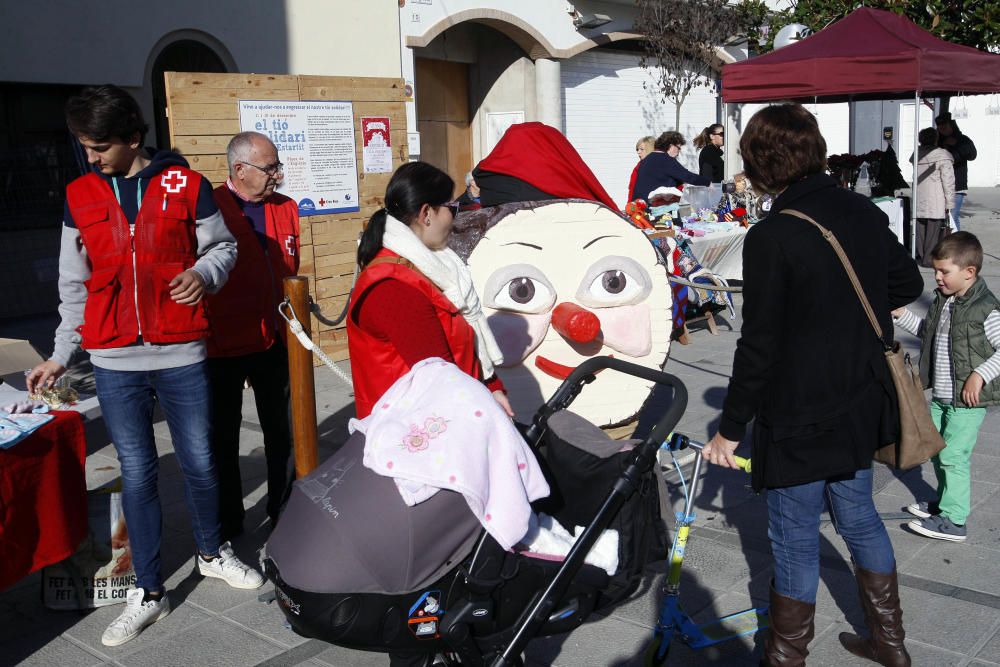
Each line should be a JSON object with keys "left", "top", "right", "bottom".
{"left": 205, "top": 131, "right": 299, "bottom": 539}
{"left": 26, "top": 85, "right": 263, "bottom": 647}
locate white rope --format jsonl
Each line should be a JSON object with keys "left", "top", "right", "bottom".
{"left": 279, "top": 299, "right": 354, "bottom": 389}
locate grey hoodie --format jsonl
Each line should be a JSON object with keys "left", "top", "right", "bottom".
{"left": 52, "top": 150, "right": 237, "bottom": 371}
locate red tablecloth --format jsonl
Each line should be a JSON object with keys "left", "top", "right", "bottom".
{"left": 0, "top": 410, "right": 87, "bottom": 591}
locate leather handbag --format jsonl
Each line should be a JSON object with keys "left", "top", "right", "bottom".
{"left": 784, "top": 209, "right": 945, "bottom": 470}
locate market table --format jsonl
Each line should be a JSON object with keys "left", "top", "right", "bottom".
{"left": 873, "top": 196, "right": 906, "bottom": 245}
{"left": 0, "top": 410, "right": 87, "bottom": 591}
{"left": 685, "top": 227, "right": 748, "bottom": 281}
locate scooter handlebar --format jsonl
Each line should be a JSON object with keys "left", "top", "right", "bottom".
{"left": 732, "top": 455, "right": 752, "bottom": 474}
{"left": 675, "top": 436, "right": 752, "bottom": 474}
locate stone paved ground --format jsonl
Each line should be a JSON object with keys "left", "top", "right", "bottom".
{"left": 2, "top": 189, "right": 1000, "bottom": 666}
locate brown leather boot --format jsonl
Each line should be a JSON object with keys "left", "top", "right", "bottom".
{"left": 838, "top": 566, "right": 911, "bottom": 667}
{"left": 761, "top": 583, "right": 815, "bottom": 666}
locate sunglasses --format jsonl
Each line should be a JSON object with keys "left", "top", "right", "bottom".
{"left": 442, "top": 200, "right": 461, "bottom": 216}
{"left": 712, "top": 132, "right": 725, "bottom": 137}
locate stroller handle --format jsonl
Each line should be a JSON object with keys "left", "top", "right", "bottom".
{"left": 495, "top": 358, "right": 687, "bottom": 666}
{"left": 523, "top": 356, "right": 688, "bottom": 448}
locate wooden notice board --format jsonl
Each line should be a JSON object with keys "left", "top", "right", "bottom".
{"left": 164, "top": 72, "right": 408, "bottom": 362}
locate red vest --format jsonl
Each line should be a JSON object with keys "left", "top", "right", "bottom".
{"left": 205, "top": 187, "right": 300, "bottom": 357}
{"left": 347, "top": 249, "right": 480, "bottom": 419}
{"left": 66, "top": 168, "right": 209, "bottom": 349}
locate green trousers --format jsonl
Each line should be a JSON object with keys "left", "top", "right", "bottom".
{"left": 929, "top": 399, "right": 986, "bottom": 525}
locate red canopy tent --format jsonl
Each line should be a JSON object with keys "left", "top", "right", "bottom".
{"left": 720, "top": 7, "right": 1000, "bottom": 254}
{"left": 722, "top": 7, "right": 1000, "bottom": 103}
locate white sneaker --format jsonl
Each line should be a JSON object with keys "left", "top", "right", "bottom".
{"left": 101, "top": 588, "right": 171, "bottom": 647}
{"left": 197, "top": 541, "right": 265, "bottom": 589}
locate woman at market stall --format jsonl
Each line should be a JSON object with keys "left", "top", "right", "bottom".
{"left": 627, "top": 135, "right": 655, "bottom": 204}
{"left": 935, "top": 111, "right": 976, "bottom": 231}
{"left": 702, "top": 104, "right": 923, "bottom": 667}
{"left": 347, "top": 161, "right": 512, "bottom": 667}
{"left": 694, "top": 123, "right": 725, "bottom": 183}
{"left": 912, "top": 127, "right": 955, "bottom": 267}
{"left": 629, "top": 130, "right": 711, "bottom": 202}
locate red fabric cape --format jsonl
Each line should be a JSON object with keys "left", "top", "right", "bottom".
{"left": 477, "top": 122, "right": 617, "bottom": 211}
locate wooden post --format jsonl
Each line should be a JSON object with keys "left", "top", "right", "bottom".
{"left": 285, "top": 276, "right": 319, "bottom": 477}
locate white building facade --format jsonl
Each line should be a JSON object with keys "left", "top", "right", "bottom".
{"left": 398, "top": 0, "right": 726, "bottom": 207}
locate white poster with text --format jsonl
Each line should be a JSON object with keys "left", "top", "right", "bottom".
{"left": 239, "top": 100, "right": 360, "bottom": 216}
{"left": 361, "top": 116, "right": 392, "bottom": 174}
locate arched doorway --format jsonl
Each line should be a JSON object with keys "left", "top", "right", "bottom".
{"left": 151, "top": 39, "right": 227, "bottom": 150}
{"left": 412, "top": 23, "right": 535, "bottom": 194}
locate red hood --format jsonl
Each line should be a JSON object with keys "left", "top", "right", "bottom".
{"left": 476, "top": 122, "right": 617, "bottom": 211}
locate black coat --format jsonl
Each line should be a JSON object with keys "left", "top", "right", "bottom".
{"left": 938, "top": 132, "right": 977, "bottom": 192}
{"left": 699, "top": 144, "right": 724, "bottom": 183}
{"left": 718, "top": 174, "right": 923, "bottom": 490}
{"left": 630, "top": 152, "right": 711, "bottom": 202}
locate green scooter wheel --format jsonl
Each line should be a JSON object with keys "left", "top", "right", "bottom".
{"left": 643, "top": 635, "right": 670, "bottom": 666}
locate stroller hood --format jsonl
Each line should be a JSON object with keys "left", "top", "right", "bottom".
{"left": 266, "top": 430, "right": 481, "bottom": 595}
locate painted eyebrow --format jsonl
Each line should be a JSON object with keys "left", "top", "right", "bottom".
{"left": 582, "top": 235, "right": 621, "bottom": 249}
{"left": 500, "top": 241, "right": 543, "bottom": 250}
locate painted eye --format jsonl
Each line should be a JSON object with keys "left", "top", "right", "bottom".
{"left": 493, "top": 277, "right": 554, "bottom": 312}
{"left": 508, "top": 277, "right": 536, "bottom": 304}
{"left": 483, "top": 264, "right": 557, "bottom": 314}
{"left": 588, "top": 269, "right": 643, "bottom": 302}
{"left": 600, "top": 270, "right": 627, "bottom": 294}
{"left": 576, "top": 256, "right": 652, "bottom": 308}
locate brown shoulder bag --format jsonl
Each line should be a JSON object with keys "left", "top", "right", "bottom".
{"left": 784, "top": 209, "right": 945, "bottom": 470}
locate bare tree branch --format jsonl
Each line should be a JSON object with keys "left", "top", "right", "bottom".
{"left": 637, "top": 0, "right": 747, "bottom": 128}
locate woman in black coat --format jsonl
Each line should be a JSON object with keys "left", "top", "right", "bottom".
{"left": 694, "top": 123, "right": 725, "bottom": 183}
{"left": 703, "top": 105, "right": 923, "bottom": 667}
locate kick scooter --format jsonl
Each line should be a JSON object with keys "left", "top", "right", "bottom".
{"left": 643, "top": 433, "right": 767, "bottom": 666}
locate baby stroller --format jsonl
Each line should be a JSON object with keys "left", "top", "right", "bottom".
{"left": 263, "top": 356, "right": 687, "bottom": 666}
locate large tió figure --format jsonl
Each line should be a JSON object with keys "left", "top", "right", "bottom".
{"left": 450, "top": 200, "right": 671, "bottom": 427}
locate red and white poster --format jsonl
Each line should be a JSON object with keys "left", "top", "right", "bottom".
{"left": 361, "top": 116, "right": 392, "bottom": 174}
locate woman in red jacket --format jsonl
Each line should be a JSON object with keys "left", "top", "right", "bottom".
{"left": 347, "top": 161, "right": 511, "bottom": 667}
{"left": 348, "top": 161, "right": 511, "bottom": 418}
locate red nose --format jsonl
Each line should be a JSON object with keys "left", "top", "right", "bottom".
{"left": 551, "top": 302, "right": 601, "bottom": 343}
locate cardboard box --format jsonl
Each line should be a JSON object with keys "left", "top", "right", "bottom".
{"left": 0, "top": 338, "right": 44, "bottom": 389}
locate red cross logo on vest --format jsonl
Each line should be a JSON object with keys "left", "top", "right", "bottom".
{"left": 285, "top": 235, "right": 296, "bottom": 256}
{"left": 161, "top": 169, "right": 188, "bottom": 194}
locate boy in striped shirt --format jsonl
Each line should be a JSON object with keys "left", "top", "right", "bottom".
{"left": 892, "top": 231, "right": 1000, "bottom": 541}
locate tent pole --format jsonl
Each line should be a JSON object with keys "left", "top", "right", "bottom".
{"left": 911, "top": 91, "right": 920, "bottom": 259}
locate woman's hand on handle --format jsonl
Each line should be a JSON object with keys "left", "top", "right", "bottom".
{"left": 492, "top": 390, "right": 515, "bottom": 418}
{"left": 703, "top": 432, "right": 742, "bottom": 469}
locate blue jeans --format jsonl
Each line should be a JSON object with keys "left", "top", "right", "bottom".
{"left": 95, "top": 361, "right": 221, "bottom": 593}
{"left": 767, "top": 467, "right": 895, "bottom": 604}
{"left": 952, "top": 192, "right": 966, "bottom": 230}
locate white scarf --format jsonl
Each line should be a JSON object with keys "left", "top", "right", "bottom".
{"left": 381, "top": 215, "right": 504, "bottom": 377}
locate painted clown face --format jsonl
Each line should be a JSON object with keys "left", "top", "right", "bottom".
{"left": 454, "top": 201, "right": 671, "bottom": 427}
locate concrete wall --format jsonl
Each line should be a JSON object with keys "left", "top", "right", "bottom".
{"left": 0, "top": 1, "right": 399, "bottom": 86}
{"left": 399, "top": 0, "right": 644, "bottom": 150}
{"left": 468, "top": 30, "right": 537, "bottom": 162}
{"left": 284, "top": 1, "right": 401, "bottom": 78}
{"left": 0, "top": 0, "right": 401, "bottom": 138}
{"left": 401, "top": 0, "right": 641, "bottom": 58}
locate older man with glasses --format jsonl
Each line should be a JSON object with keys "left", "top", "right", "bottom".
{"left": 204, "top": 131, "right": 300, "bottom": 540}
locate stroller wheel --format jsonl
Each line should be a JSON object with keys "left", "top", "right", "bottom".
{"left": 481, "top": 654, "right": 524, "bottom": 667}
{"left": 643, "top": 635, "right": 670, "bottom": 666}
